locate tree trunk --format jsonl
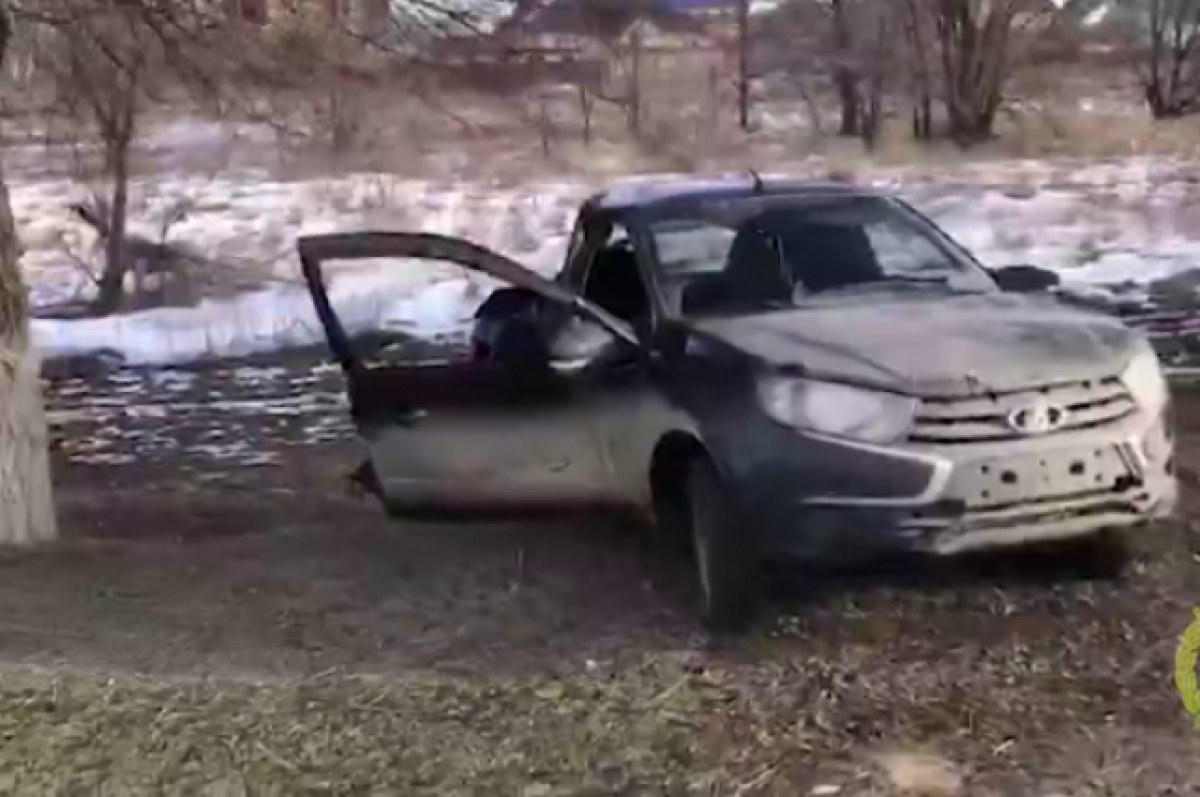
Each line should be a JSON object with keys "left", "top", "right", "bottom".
{"left": 933, "top": 1, "right": 1005, "bottom": 148}
{"left": 0, "top": 3, "right": 57, "bottom": 545}
{"left": 1145, "top": 70, "right": 1196, "bottom": 119}
{"left": 577, "top": 82, "right": 592, "bottom": 145}
{"left": 736, "top": 0, "right": 750, "bottom": 131}
{"left": 912, "top": 94, "right": 933, "bottom": 140}
{"left": 0, "top": 150, "right": 57, "bottom": 546}
{"left": 829, "top": 0, "right": 859, "bottom": 138}
{"left": 861, "top": 76, "right": 883, "bottom": 148}
{"left": 836, "top": 68, "right": 860, "bottom": 137}
{"left": 92, "top": 66, "right": 139, "bottom": 316}
{"left": 94, "top": 128, "right": 134, "bottom": 314}
{"left": 625, "top": 26, "right": 643, "bottom": 137}
{"left": 945, "top": 89, "right": 1000, "bottom": 146}
{"left": 901, "top": 0, "right": 935, "bottom": 141}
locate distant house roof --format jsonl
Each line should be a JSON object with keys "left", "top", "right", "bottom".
{"left": 664, "top": 0, "right": 732, "bottom": 9}
{"left": 664, "top": 0, "right": 782, "bottom": 12}
{"left": 504, "top": 0, "right": 703, "bottom": 39}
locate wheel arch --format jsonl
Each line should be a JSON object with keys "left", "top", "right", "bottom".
{"left": 648, "top": 431, "right": 713, "bottom": 530}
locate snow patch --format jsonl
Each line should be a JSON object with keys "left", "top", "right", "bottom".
{"left": 14, "top": 153, "right": 1200, "bottom": 366}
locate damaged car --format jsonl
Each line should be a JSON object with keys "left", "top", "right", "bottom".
{"left": 299, "top": 176, "right": 1178, "bottom": 632}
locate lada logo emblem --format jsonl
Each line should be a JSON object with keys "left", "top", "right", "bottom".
{"left": 1007, "top": 399, "right": 1069, "bottom": 436}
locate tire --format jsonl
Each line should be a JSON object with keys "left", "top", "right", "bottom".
{"left": 1064, "top": 528, "right": 1133, "bottom": 581}
{"left": 1024, "top": 527, "right": 1133, "bottom": 581}
{"left": 684, "top": 456, "right": 759, "bottom": 634}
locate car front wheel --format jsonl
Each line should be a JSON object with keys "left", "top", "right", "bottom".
{"left": 1048, "top": 527, "right": 1133, "bottom": 581}
{"left": 685, "top": 456, "right": 759, "bottom": 633}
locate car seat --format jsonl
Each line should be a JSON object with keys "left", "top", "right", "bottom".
{"left": 762, "top": 212, "right": 884, "bottom": 293}
{"left": 471, "top": 288, "right": 541, "bottom": 362}
{"left": 680, "top": 217, "right": 792, "bottom": 314}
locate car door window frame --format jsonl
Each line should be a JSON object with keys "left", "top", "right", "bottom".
{"left": 576, "top": 218, "right": 662, "bottom": 331}
{"left": 298, "top": 231, "right": 637, "bottom": 378}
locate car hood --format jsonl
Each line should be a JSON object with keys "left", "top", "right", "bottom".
{"left": 688, "top": 292, "right": 1140, "bottom": 397}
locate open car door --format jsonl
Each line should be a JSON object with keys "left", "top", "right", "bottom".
{"left": 298, "top": 232, "right": 641, "bottom": 518}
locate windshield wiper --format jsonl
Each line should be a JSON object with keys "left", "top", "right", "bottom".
{"left": 872, "top": 274, "right": 952, "bottom": 285}
{"left": 811, "top": 275, "right": 951, "bottom": 295}
{"left": 803, "top": 274, "right": 991, "bottom": 300}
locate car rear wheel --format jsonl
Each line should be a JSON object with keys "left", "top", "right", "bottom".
{"left": 684, "top": 457, "right": 759, "bottom": 633}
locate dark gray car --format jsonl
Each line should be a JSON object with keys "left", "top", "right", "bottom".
{"left": 299, "top": 177, "right": 1177, "bottom": 632}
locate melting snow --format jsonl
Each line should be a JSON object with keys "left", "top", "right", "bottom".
{"left": 12, "top": 124, "right": 1200, "bottom": 366}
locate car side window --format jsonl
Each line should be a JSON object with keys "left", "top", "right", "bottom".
{"left": 580, "top": 225, "right": 651, "bottom": 325}
{"left": 542, "top": 224, "right": 646, "bottom": 367}
{"left": 864, "top": 217, "right": 950, "bottom": 275}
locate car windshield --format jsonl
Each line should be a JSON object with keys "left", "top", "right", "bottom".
{"left": 648, "top": 194, "right": 993, "bottom": 317}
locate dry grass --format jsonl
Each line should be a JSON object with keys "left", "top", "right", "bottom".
{"left": 19, "top": 368, "right": 1200, "bottom": 796}
{"left": 0, "top": 651, "right": 1195, "bottom": 797}
{"left": 9, "top": 52, "right": 1200, "bottom": 795}
{"left": 1, "top": 371, "right": 1198, "bottom": 795}
{"left": 221, "top": 56, "right": 1200, "bottom": 182}
{"left": 32, "top": 56, "right": 1184, "bottom": 186}
{"left": 7, "top": 55, "right": 1194, "bottom": 192}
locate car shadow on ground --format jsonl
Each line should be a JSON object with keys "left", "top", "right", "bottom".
{"left": 15, "top": 449, "right": 1192, "bottom": 680}
{"left": 764, "top": 535, "right": 1140, "bottom": 602}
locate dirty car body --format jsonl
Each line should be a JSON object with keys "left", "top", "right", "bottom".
{"left": 299, "top": 177, "right": 1177, "bottom": 575}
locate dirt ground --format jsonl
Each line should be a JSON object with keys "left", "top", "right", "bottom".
{"left": 1, "top": 362, "right": 1199, "bottom": 795}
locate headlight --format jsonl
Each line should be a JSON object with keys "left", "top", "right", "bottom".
{"left": 756, "top": 376, "right": 918, "bottom": 443}
{"left": 1120, "top": 339, "right": 1168, "bottom": 414}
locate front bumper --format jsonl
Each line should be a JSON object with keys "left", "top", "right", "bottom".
{"left": 740, "top": 408, "right": 1177, "bottom": 560}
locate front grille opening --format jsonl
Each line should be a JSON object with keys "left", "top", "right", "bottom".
{"left": 953, "top": 498, "right": 1145, "bottom": 534}
{"left": 909, "top": 377, "right": 1136, "bottom": 445}
{"left": 966, "top": 482, "right": 1143, "bottom": 514}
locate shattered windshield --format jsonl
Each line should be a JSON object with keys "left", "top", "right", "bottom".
{"left": 648, "top": 195, "right": 994, "bottom": 317}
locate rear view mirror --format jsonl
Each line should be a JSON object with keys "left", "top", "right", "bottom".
{"left": 991, "top": 264, "right": 1061, "bottom": 293}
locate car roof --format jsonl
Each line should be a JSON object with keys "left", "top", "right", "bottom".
{"left": 583, "top": 175, "right": 883, "bottom": 214}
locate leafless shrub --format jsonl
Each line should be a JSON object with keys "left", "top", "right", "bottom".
{"left": 66, "top": 191, "right": 208, "bottom": 310}
{"left": 10, "top": 0, "right": 250, "bottom": 313}
{"left": 765, "top": 0, "right": 895, "bottom": 148}
{"left": 764, "top": 0, "right": 1079, "bottom": 149}
{"left": 919, "top": 0, "right": 1072, "bottom": 146}
{"left": 1110, "top": 0, "right": 1200, "bottom": 118}
{"left": 898, "top": 0, "right": 938, "bottom": 140}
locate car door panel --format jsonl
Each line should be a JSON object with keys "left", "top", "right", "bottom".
{"left": 297, "top": 231, "right": 640, "bottom": 517}
{"left": 352, "top": 362, "right": 619, "bottom": 511}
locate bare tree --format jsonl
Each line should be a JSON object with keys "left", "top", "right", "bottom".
{"left": 921, "top": 0, "right": 1068, "bottom": 146}
{"left": 828, "top": 0, "right": 862, "bottom": 136}
{"left": 50, "top": 11, "right": 144, "bottom": 313}
{"left": 900, "top": 0, "right": 937, "bottom": 139}
{"left": 1112, "top": 0, "right": 1200, "bottom": 117}
{"left": 18, "top": 0, "right": 489, "bottom": 311}
{"left": 564, "top": 5, "right": 656, "bottom": 139}
{"left": 14, "top": 0, "right": 238, "bottom": 314}
{"left": 0, "top": 0, "right": 57, "bottom": 545}
{"left": 771, "top": 0, "right": 864, "bottom": 137}
{"left": 851, "top": 0, "right": 894, "bottom": 146}
{"left": 779, "top": 0, "right": 894, "bottom": 144}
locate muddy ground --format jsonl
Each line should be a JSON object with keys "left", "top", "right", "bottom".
{"left": 0, "top": 357, "right": 1198, "bottom": 795}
